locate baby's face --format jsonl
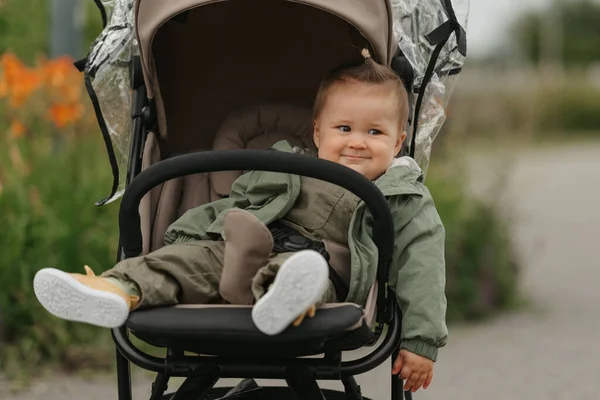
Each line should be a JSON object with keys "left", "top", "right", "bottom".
{"left": 313, "top": 81, "right": 406, "bottom": 180}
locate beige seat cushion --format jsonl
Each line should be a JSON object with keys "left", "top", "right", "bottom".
{"left": 140, "top": 104, "right": 315, "bottom": 253}
{"left": 210, "top": 103, "right": 316, "bottom": 198}
{"left": 139, "top": 132, "right": 213, "bottom": 254}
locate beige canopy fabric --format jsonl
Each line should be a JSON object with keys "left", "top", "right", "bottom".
{"left": 132, "top": 0, "right": 396, "bottom": 154}
{"left": 136, "top": 0, "right": 395, "bottom": 91}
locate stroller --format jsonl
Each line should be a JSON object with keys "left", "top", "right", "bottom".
{"left": 76, "top": 0, "right": 468, "bottom": 399}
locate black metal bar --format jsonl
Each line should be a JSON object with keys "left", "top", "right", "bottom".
{"left": 170, "top": 366, "right": 220, "bottom": 400}
{"left": 112, "top": 323, "right": 338, "bottom": 378}
{"left": 340, "top": 296, "right": 401, "bottom": 376}
{"left": 285, "top": 366, "right": 326, "bottom": 400}
{"left": 126, "top": 85, "right": 148, "bottom": 186}
{"left": 341, "top": 376, "right": 363, "bottom": 400}
{"left": 116, "top": 346, "right": 133, "bottom": 400}
{"left": 149, "top": 373, "right": 170, "bottom": 400}
{"left": 126, "top": 56, "right": 148, "bottom": 187}
{"left": 391, "top": 346, "right": 404, "bottom": 400}
{"left": 170, "top": 353, "right": 338, "bottom": 379}
{"left": 112, "top": 326, "right": 165, "bottom": 372}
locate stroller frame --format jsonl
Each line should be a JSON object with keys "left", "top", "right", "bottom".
{"left": 108, "top": 58, "right": 415, "bottom": 400}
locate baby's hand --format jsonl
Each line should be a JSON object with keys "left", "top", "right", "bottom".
{"left": 392, "top": 349, "right": 434, "bottom": 392}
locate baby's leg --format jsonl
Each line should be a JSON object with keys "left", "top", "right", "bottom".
{"left": 251, "top": 250, "right": 337, "bottom": 335}
{"left": 104, "top": 240, "right": 225, "bottom": 307}
{"left": 33, "top": 240, "right": 225, "bottom": 328}
{"left": 251, "top": 252, "right": 337, "bottom": 304}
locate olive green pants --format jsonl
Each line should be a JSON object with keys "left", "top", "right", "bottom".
{"left": 103, "top": 176, "right": 357, "bottom": 309}
{"left": 102, "top": 240, "right": 337, "bottom": 309}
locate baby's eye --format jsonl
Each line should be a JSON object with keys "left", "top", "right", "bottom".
{"left": 337, "top": 125, "right": 351, "bottom": 133}
{"left": 368, "top": 129, "right": 383, "bottom": 135}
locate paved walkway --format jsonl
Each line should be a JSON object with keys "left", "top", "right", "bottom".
{"left": 417, "top": 141, "right": 600, "bottom": 400}
{"left": 4, "top": 141, "right": 600, "bottom": 399}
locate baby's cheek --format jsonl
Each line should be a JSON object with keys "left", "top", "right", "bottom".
{"left": 319, "top": 150, "right": 339, "bottom": 163}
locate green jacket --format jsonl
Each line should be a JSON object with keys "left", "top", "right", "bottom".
{"left": 164, "top": 141, "right": 447, "bottom": 361}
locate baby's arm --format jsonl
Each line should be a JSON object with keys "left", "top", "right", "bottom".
{"left": 164, "top": 196, "right": 238, "bottom": 245}
{"left": 163, "top": 167, "right": 296, "bottom": 245}
{"left": 387, "top": 189, "right": 447, "bottom": 388}
{"left": 164, "top": 172, "right": 254, "bottom": 245}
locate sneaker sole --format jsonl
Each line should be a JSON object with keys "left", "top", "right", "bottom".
{"left": 33, "top": 268, "right": 129, "bottom": 329}
{"left": 251, "top": 250, "right": 329, "bottom": 336}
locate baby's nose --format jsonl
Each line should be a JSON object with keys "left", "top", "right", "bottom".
{"left": 348, "top": 137, "right": 367, "bottom": 149}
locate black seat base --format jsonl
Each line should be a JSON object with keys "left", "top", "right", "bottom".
{"left": 127, "top": 304, "right": 375, "bottom": 357}
{"left": 159, "top": 386, "right": 374, "bottom": 400}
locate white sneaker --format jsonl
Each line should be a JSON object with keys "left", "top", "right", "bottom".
{"left": 251, "top": 250, "right": 329, "bottom": 335}
{"left": 33, "top": 267, "right": 134, "bottom": 328}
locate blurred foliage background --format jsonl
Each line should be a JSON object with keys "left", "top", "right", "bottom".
{"left": 3, "top": 0, "right": 598, "bottom": 386}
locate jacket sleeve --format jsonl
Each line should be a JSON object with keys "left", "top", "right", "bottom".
{"left": 163, "top": 172, "right": 253, "bottom": 245}
{"left": 387, "top": 190, "right": 448, "bottom": 362}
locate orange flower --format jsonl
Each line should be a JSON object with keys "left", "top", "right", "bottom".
{"left": 39, "top": 56, "right": 82, "bottom": 104}
{"left": 0, "top": 72, "right": 7, "bottom": 97}
{"left": 1, "top": 53, "right": 88, "bottom": 131}
{"left": 0, "top": 53, "right": 42, "bottom": 108}
{"left": 48, "top": 102, "right": 85, "bottom": 128}
{"left": 40, "top": 56, "right": 74, "bottom": 87}
{"left": 56, "top": 82, "right": 82, "bottom": 103}
{"left": 9, "top": 120, "right": 27, "bottom": 138}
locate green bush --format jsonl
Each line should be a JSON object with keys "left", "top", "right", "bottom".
{"left": 536, "top": 83, "right": 600, "bottom": 133}
{"left": 0, "top": 0, "right": 104, "bottom": 64}
{"left": 427, "top": 161, "right": 520, "bottom": 321}
{"left": 0, "top": 0, "right": 48, "bottom": 64}
{"left": 0, "top": 134, "right": 120, "bottom": 378}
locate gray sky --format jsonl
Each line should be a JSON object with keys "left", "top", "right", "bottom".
{"left": 466, "top": 0, "right": 552, "bottom": 57}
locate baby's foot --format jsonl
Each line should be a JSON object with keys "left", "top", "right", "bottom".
{"left": 251, "top": 250, "right": 329, "bottom": 335}
{"left": 33, "top": 266, "right": 139, "bottom": 328}
{"left": 292, "top": 304, "right": 316, "bottom": 327}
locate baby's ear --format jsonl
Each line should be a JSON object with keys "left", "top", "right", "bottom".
{"left": 395, "top": 130, "right": 407, "bottom": 155}
{"left": 313, "top": 121, "right": 320, "bottom": 148}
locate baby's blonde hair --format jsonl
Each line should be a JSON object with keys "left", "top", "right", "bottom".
{"left": 312, "top": 49, "right": 410, "bottom": 128}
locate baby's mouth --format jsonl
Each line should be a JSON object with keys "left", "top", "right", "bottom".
{"left": 342, "top": 154, "right": 370, "bottom": 160}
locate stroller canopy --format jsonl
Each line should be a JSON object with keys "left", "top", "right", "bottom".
{"left": 83, "top": 0, "right": 468, "bottom": 204}
{"left": 137, "top": 0, "right": 397, "bottom": 78}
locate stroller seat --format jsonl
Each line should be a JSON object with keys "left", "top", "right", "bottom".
{"left": 127, "top": 304, "right": 371, "bottom": 358}
{"left": 128, "top": 103, "right": 379, "bottom": 358}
